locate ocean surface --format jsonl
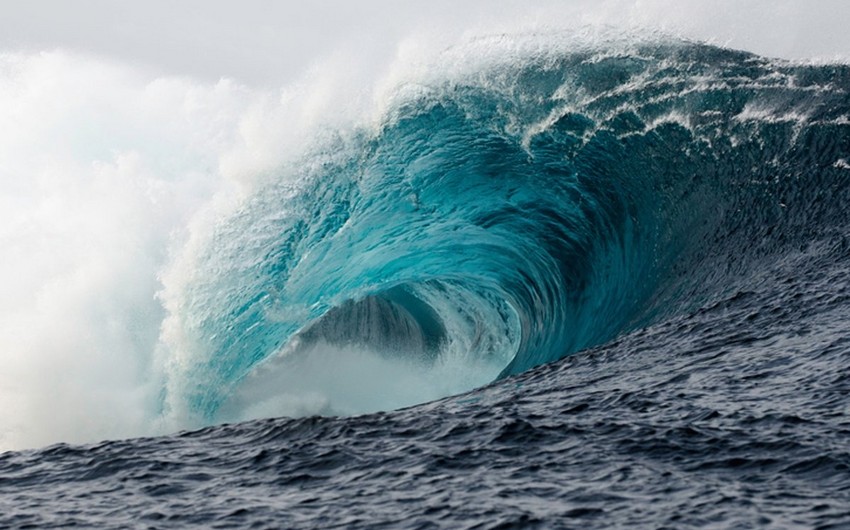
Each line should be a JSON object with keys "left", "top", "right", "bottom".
{"left": 2, "top": 36, "right": 850, "bottom": 528}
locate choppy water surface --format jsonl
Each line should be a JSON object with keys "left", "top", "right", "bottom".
{"left": 2, "top": 38, "right": 850, "bottom": 528}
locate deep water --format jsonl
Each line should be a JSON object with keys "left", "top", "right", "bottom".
{"left": 2, "top": 38, "right": 850, "bottom": 528}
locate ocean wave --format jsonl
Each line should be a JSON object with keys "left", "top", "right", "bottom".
{"left": 157, "top": 38, "right": 850, "bottom": 426}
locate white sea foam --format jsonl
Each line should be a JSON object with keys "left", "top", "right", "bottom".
{"left": 0, "top": 50, "right": 372, "bottom": 449}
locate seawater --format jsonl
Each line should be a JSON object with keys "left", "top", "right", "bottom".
{"left": 1, "top": 36, "right": 849, "bottom": 528}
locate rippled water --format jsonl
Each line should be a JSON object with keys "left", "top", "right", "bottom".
{"left": 2, "top": 37, "right": 850, "bottom": 528}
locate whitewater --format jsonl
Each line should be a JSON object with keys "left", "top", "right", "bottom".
{"left": 1, "top": 3, "right": 850, "bottom": 528}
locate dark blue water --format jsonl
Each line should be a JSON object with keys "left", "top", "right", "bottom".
{"left": 2, "top": 38, "right": 850, "bottom": 528}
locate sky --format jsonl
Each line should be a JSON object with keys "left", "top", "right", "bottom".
{"left": 1, "top": 0, "right": 848, "bottom": 86}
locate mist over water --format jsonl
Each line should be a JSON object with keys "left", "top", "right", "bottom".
{"left": 1, "top": 2, "right": 849, "bottom": 452}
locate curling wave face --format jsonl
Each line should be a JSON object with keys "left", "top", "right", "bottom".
{"left": 159, "top": 38, "right": 850, "bottom": 425}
